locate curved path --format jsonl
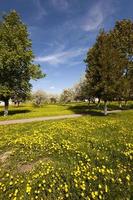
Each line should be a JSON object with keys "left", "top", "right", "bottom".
{"left": 0, "top": 114, "right": 82, "bottom": 125}
{"left": 0, "top": 110, "right": 123, "bottom": 126}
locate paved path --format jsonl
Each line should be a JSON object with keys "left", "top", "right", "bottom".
{"left": 0, "top": 114, "right": 82, "bottom": 125}
{"left": 106, "top": 110, "right": 122, "bottom": 114}
{"left": 0, "top": 110, "right": 123, "bottom": 126}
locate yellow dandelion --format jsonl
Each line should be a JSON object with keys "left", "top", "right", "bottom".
{"left": 105, "top": 185, "right": 108, "bottom": 193}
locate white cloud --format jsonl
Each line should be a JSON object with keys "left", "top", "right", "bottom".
{"left": 34, "top": 0, "right": 47, "bottom": 19}
{"left": 51, "top": 0, "right": 69, "bottom": 10}
{"left": 82, "top": 1, "right": 115, "bottom": 31}
{"left": 35, "top": 48, "right": 87, "bottom": 65}
{"left": 50, "top": 86, "right": 55, "bottom": 89}
{"left": 67, "top": 60, "right": 83, "bottom": 67}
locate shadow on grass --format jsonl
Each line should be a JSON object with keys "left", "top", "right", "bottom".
{"left": 0, "top": 109, "right": 31, "bottom": 116}
{"left": 68, "top": 103, "right": 133, "bottom": 116}
{"left": 68, "top": 105, "right": 104, "bottom": 116}
{"left": 107, "top": 103, "right": 133, "bottom": 110}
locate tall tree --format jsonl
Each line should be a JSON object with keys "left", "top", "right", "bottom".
{"left": 111, "top": 20, "right": 133, "bottom": 103}
{"left": 85, "top": 30, "right": 126, "bottom": 115}
{"left": 0, "top": 11, "right": 45, "bottom": 115}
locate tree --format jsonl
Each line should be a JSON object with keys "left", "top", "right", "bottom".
{"left": 111, "top": 20, "right": 133, "bottom": 103}
{"left": 85, "top": 20, "right": 133, "bottom": 115}
{"left": 32, "top": 90, "right": 47, "bottom": 107}
{"left": 48, "top": 94, "right": 59, "bottom": 104}
{"left": 73, "top": 77, "right": 92, "bottom": 102}
{"left": 11, "top": 89, "right": 31, "bottom": 106}
{"left": 85, "top": 30, "right": 126, "bottom": 115}
{"left": 60, "top": 89, "right": 74, "bottom": 103}
{"left": 0, "top": 11, "right": 45, "bottom": 115}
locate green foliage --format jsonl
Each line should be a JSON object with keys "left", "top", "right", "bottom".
{"left": 0, "top": 10, "right": 45, "bottom": 106}
{"left": 85, "top": 30, "right": 126, "bottom": 102}
{"left": 73, "top": 77, "right": 91, "bottom": 101}
{"left": 112, "top": 19, "right": 133, "bottom": 100}
{"left": 84, "top": 20, "right": 133, "bottom": 114}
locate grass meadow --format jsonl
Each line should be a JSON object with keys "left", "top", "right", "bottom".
{"left": 0, "top": 101, "right": 133, "bottom": 120}
{"left": 0, "top": 103, "right": 132, "bottom": 199}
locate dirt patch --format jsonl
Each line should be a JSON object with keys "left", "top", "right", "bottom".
{"left": 18, "top": 157, "right": 51, "bottom": 173}
{"left": 0, "top": 151, "right": 12, "bottom": 163}
{"left": 19, "top": 163, "right": 34, "bottom": 173}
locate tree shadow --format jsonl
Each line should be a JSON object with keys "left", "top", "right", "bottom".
{"left": 0, "top": 109, "right": 31, "bottom": 116}
{"left": 68, "top": 103, "right": 133, "bottom": 117}
{"left": 68, "top": 105, "right": 104, "bottom": 116}
{"left": 121, "top": 104, "right": 133, "bottom": 110}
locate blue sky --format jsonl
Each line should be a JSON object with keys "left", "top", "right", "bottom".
{"left": 1, "top": 0, "right": 133, "bottom": 94}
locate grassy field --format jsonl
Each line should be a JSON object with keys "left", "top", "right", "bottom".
{"left": 0, "top": 104, "right": 74, "bottom": 121}
{"left": 0, "top": 110, "right": 133, "bottom": 199}
{"left": 0, "top": 101, "right": 133, "bottom": 121}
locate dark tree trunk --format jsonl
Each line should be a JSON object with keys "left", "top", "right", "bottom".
{"left": 88, "top": 98, "right": 91, "bottom": 106}
{"left": 125, "top": 100, "right": 127, "bottom": 106}
{"left": 4, "top": 99, "right": 9, "bottom": 116}
{"left": 92, "top": 98, "right": 95, "bottom": 104}
{"left": 17, "top": 101, "right": 20, "bottom": 107}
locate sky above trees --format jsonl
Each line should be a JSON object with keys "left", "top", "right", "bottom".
{"left": 1, "top": 0, "right": 133, "bottom": 94}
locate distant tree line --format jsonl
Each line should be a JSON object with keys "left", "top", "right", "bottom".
{"left": 32, "top": 90, "right": 59, "bottom": 106}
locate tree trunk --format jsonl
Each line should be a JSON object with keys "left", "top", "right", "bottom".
{"left": 125, "top": 100, "right": 127, "bottom": 106}
{"left": 4, "top": 99, "right": 9, "bottom": 116}
{"left": 97, "top": 98, "right": 101, "bottom": 107}
{"left": 119, "top": 100, "right": 122, "bottom": 109}
{"left": 92, "top": 98, "right": 95, "bottom": 104}
{"left": 104, "top": 100, "right": 107, "bottom": 116}
{"left": 17, "top": 101, "right": 20, "bottom": 107}
{"left": 88, "top": 98, "right": 90, "bottom": 106}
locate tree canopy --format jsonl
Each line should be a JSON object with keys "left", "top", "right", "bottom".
{"left": 0, "top": 10, "right": 45, "bottom": 115}
{"left": 84, "top": 20, "right": 133, "bottom": 115}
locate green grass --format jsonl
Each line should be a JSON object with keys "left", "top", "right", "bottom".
{"left": 0, "top": 110, "right": 133, "bottom": 199}
{"left": 0, "top": 101, "right": 133, "bottom": 121}
{"left": 0, "top": 103, "right": 75, "bottom": 121}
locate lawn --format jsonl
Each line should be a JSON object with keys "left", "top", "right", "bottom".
{"left": 0, "top": 101, "right": 133, "bottom": 121}
{"left": 0, "top": 104, "right": 75, "bottom": 121}
{"left": 0, "top": 110, "right": 133, "bottom": 199}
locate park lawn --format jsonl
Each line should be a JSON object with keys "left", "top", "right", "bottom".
{"left": 0, "top": 103, "right": 75, "bottom": 121}
{"left": 0, "top": 110, "right": 133, "bottom": 199}
{"left": 0, "top": 101, "right": 133, "bottom": 121}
